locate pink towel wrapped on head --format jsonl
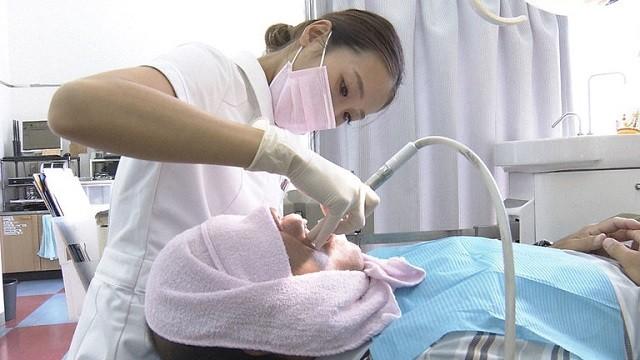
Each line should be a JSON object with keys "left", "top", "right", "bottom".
{"left": 145, "top": 207, "right": 424, "bottom": 357}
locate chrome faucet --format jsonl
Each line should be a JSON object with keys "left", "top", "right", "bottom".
{"left": 552, "top": 112, "right": 583, "bottom": 136}
{"left": 587, "top": 72, "right": 627, "bottom": 135}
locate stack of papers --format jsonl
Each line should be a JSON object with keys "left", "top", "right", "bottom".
{"left": 32, "top": 168, "right": 93, "bottom": 218}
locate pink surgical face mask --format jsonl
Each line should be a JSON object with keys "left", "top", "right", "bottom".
{"left": 269, "top": 32, "right": 336, "bottom": 135}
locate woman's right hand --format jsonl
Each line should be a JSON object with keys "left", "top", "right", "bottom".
{"left": 287, "top": 151, "right": 380, "bottom": 247}
{"left": 247, "top": 123, "right": 379, "bottom": 247}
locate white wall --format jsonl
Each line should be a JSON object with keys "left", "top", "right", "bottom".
{"left": 1, "top": 0, "right": 10, "bottom": 158}
{"left": 0, "top": 0, "right": 7, "bottom": 324}
{"left": 568, "top": 1, "right": 640, "bottom": 135}
{"left": 4, "top": 0, "right": 305, "bottom": 157}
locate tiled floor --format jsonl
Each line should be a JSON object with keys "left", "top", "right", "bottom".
{"left": 0, "top": 278, "right": 76, "bottom": 360}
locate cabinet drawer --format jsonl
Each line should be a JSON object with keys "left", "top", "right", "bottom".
{"left": 535, "top": 168, "right": 640, "bottom": 242}
{"left": 1, "top": 215, "right": 40, "bottom": 273}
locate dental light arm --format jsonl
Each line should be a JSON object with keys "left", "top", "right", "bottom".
{"left": 365, "top": 136, "right": 516, "bottom": 360}
{"left": 468, "top": 0, "right": 528, "bottom": 26}
{"left": 469, "top": 0, "right": 619, "bottom": 26}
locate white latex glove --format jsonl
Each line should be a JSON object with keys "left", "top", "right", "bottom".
{"left": 247, "top": 123, "right": 379, "bottom": 248}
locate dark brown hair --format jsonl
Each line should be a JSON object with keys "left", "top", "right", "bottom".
{"left": 265, "top": 9, "right": 404, "bottom": 108}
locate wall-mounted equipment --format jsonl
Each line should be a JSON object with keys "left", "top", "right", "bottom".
{"left": 90, "top": 156, "right": 120, "bottom": 180}
{"left": 19, "top": 120, "right": 62, "bottom": 155}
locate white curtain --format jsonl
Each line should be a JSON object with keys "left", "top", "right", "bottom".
{"left": 312, "top": 0, "right": 572, "bottom": 233}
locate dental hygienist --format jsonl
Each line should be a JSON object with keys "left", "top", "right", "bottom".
{"left": 47, "top": 8, "right": 404, "bottom": 360}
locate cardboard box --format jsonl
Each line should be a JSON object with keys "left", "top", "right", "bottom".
{"left": 69, "top": 142, "right": 88, "bottom": 156}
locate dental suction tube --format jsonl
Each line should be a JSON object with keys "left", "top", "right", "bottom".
{"left": 365, "top": 136, "right": 516, "bottom": 360}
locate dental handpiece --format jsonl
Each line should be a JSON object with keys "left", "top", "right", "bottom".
{"left": 365, "top": 142, "right": 418, "bottom": 190}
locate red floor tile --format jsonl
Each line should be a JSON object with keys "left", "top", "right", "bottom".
{"left": 4, "top": 295, "right": 52, "bottom": 328}
{"left": 0, "top": 323, "right": 76, "bottom": 360}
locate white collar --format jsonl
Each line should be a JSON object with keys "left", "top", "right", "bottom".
{"left": 232, "top": 52, "right": 274, "bottom": 124}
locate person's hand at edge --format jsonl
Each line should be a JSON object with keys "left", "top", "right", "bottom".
{"left": 602, "top": 232, "right": 640, "bottom": 286}
{"left": 552, "top": 217, "right": 640, "bottom": 253}
{"left": 552, "top": 216, "right": 640, "bottom": 285}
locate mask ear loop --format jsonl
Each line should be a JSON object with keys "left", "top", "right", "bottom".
{"left": 319, "top": 32, "right": 332, "bottom": 66}
{"left": 291, "top": 47, "right": 304, "bottom": 66}
{"left": 291, "top": 31, "right": 333, "bottom": 67}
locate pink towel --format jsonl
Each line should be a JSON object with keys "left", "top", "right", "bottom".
{"left": 145, "top": 207, "right": 425, "bottom": 357}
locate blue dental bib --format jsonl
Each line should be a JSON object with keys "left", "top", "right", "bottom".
{"left": 369, "top": 237, "right": 625, "bottom": 360}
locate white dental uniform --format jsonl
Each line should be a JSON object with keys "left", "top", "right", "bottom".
{"left": 65, "top": 43, "right": 305, "bottom": 359}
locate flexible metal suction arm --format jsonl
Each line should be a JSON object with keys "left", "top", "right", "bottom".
{"left": 365, "top": 136, "right": 516, "bottom": 360}
{"left": 468, "top": 0, "right": 528, "bottom": 26}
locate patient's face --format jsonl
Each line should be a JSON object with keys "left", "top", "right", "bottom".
{"left": 270, "top": 208, "right": 364, "bottom": 275}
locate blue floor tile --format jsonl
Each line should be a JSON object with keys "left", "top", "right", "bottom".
{"left": 0, "top": 326, "right": 11, "bottom": 337}
{"left": 18, "top": 293, "right": 72, "bottom": 327}
{"left": 16, "top": 279, "right": 64, "bottom": 296}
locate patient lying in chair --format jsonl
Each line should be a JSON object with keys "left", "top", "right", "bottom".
{"left": 145, "top": 208, "right": 640, "bottom": 360}
{"left": 145, "top": 207, "right": 425, "bottom": 360}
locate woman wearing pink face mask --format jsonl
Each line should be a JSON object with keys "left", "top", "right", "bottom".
{"left": 48, "top": 8, "right": 405, "bottom": 360}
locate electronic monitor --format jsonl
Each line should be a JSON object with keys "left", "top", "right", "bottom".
{"left": 20, "top": 120, "right": 62, "bottom": 154}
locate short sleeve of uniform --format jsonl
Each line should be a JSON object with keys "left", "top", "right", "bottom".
{"left": 146, "top": 43, "right": 234, "bottom": 111}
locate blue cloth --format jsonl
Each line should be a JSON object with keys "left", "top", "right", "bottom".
{"left": 368, "top": 237, "right": 625, "bottom": 360}
{"left": 37, "top": 215, "right": 58, "bottom": 260}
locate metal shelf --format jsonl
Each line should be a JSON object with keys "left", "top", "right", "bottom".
{"left": 2, "top": 155, "right": 78, "bottom": 162}
{"left": 1, "top": 155, "right": 80, "bottom": 212}
{"left": 9, "top": 199, "right": 44, "bottom": 204}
